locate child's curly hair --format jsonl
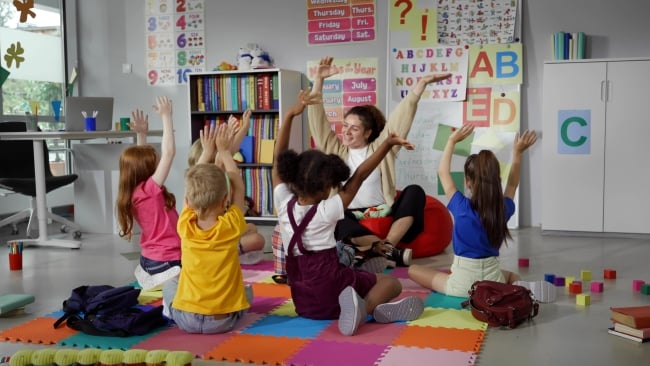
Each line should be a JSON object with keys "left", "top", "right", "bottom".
{"left": 277, "top": 149, "right": 350, "bottom": 197}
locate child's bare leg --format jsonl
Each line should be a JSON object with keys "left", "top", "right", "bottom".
{"left": 364, "top": 273, "right": 402, "bottom": 314}
{"left": 408, "top": 264, "right": 449, "bottom": 293}
{"left": 502, "top": 269, "right": 521, "bottom": 284}
{"left": 240, "top": 231, "right": 265, "bottom": 252}
{"left": 349, "top": 234, "right": 382, "bottom": 252}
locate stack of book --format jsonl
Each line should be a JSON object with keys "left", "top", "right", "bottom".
{"left": 552, "top": 31, "right": 586, "bottom": 60}
{"left": 609, "top": 306, "right": 650, "bottom": 343}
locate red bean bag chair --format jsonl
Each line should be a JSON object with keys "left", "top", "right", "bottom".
{"left": 359, "top": 194, "right": 452, "bottom": 258}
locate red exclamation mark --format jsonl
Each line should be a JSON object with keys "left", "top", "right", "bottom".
{"left": 421, "top": 9, "right": 428, "bottom": 40}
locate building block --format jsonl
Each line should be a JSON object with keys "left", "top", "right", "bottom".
{"left": 576, "top": 293, "right": 591, "bottom": 306}
{"left": 518, "top": 258, "right": 530, "bottom": 267}
{"left": 633, "top": 279, "right": 646, "bottom": 292}
{"left": 569, "top": 281, "right": 582, "bottom": 294}
{"left": 641, "top": 284, "right": 650, "bottom": 295}
{"left": 604, "top": 269, "right": 617, "bottom": 279}
{"left": 565, "top": 276, "right": 575, "bottom": 288}
{"left": 580, "top": 270, "right": 592, "bottom": 281}
{"left": 590, "top": 281, "right": 604, "bottom": 293}
{"left": 553, "top": 276, "right": 565, "bottom": 287}
{"left": 544, "top": 273, "right": 555, "bottom": 283}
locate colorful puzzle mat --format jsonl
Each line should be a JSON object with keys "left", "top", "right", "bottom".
{"left": 0, "top": 262, "right": 487, "bottom": 366}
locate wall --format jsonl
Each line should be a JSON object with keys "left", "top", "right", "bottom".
{"left": 67, "top": 0, "right": 650, "bottom": 228}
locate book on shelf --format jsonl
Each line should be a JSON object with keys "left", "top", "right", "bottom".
{"left": 610, "top": 306, "right": 650, "bottom": 329}
{"left": 259, "top": 139, "right": 275, "bottom": 164}
{"left": 608, "top": 328, "right": 650, "bottom": 343}
{"left": 613, "top": 322, "right": 650, "bottom": 339}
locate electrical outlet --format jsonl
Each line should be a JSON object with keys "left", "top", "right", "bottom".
{"left": 122, "top": 63, "right": 132, "bottom": 74}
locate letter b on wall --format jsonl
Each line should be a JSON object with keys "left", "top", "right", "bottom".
{"left": 557, "top": 109, "right": 590, "bottom": 154}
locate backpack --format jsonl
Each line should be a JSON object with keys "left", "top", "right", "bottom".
{"left": 462, "top": 280, "right": 539, "bottom": 329}
{"left": 53, "top": 285, "right": 167, "bottom": 337}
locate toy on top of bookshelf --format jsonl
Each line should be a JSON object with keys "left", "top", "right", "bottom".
{"left": 610, "top": 305, "right": 650, "bottom": 329}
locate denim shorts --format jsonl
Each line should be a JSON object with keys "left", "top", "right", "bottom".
{"left": 163, "top": 277, "right": 252, "bottom": 334}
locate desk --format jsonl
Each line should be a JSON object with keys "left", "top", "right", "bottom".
{"left": 0, "top": 130, "right": 163, "bottom": 249}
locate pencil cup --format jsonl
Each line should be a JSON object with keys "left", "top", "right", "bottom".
{"left": 120, "top": 117, "right": 130, "bottom": 131}
{"left": 8, "top": 253, "right": 22, "bottom": 271}
{"left": 85, "top": 117, "right": 96, "bottom": 131}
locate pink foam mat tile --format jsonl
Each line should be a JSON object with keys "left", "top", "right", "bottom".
{"left": 287, "top": 339, "right": 389, "bottom": 366}
{"left": 242, "top": 269, "right": 275, "bottom": 284}
{"left": 317, "top": 320, "right": 406, "bottom": 345}
{"left": 240, "top": 260, "right": 274, "bottom": 271}
{"left": 391, "top": 290, "right": 430, "bottom": 302}
{"left": 249, "top": 296, "right": 288, "bottom": 314}
{"left": 397, "top": 277, "right": 431, "bottom": 293}
{"left": 376, "top": 345, "right": 478, "bottom": 366}
{"left": 388, "top": 267, "right": 409, "bottom": 278}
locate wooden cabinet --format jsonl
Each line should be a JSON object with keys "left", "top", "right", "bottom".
{"left": 542, "top": 59, "right": 650, "bottom": 234}
{"left": 187, "top": 69, "right": 303, "bottom": 222}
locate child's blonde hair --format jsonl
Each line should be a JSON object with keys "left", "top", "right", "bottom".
{"left": 184, "top": 164, "right": 229, "bottom": 219}
{"left": 188, "top": 139, "right": 211, "bottom": 167}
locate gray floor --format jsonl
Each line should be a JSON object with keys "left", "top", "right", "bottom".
{"left": 1, "top": 220, "right": 650, "bottom": 365}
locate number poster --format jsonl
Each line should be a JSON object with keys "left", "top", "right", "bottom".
{"left": 145, "top": 0, "right": 205, "bottom": 86}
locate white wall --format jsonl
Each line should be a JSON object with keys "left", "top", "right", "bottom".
{"left": 57, "top": 0, "right": 650, "bottom": 227}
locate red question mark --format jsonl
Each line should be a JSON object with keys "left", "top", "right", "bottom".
{"left": 394, "top": 0, "right": 413, "bottom": 25}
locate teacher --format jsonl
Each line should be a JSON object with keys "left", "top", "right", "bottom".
{"left": 308, "top": 56, "right": 451, "bottom": 267}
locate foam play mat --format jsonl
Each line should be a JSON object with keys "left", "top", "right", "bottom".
{"left": 0, "top": 261, "right": 487, "bottom": 366}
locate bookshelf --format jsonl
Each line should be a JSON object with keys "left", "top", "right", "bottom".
{"left": 187, "top": 68, "right": 304, "bottom": 223}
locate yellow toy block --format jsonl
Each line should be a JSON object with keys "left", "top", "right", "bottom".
{"left": 576, "top": 293, "right": 591, "bottom": 306}
{"left": 580, "top": 270, "right": 592, "bottom": 281}
{"left": 565, "top": 276, "right": 575, "bottom": 288}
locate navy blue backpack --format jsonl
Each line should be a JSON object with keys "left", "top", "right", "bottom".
{"left": 53, "top": 285, "right": 167, "bottom": 337}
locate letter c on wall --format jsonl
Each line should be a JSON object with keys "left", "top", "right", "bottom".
{"left": 561, "top": 116, "right": 587, "bottom": 147}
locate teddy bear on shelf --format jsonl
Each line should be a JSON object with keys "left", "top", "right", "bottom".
{"left": 237, "top": 46, "right": 253, "bottom": 71}
{"left": 250, "top": 44, "right": 273, "bottom": 69}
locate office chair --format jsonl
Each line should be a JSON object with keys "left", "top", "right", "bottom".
{"left": 0, "top": 122, "right": 81, "bottom": 239}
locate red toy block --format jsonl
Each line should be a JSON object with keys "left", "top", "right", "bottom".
{"left": 604, "top": 269, "right": 616, "bottom": 279}
{"left": 633, "top": 279, "right": 645, "bottom": 292}
{"left": 590, "top": 281, "right": 603, "bottom": 293}
{"left": 569, "top": 281, "right": 582, "bottom": 294}
{"left": 518, "top": 258, "right": 529, "bottom": 267}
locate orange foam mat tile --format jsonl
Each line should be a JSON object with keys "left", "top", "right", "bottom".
{"left": 250, "top": 282, "right": 291, "bottom": 299}
{"left": 0, "top": 317, "right": 77, "bottom": 344}
{"left": 393, "top": 326, "right": 485, "bottom": 353}
{"left": 202, "top": 333, "right": 308, "bottom": 365}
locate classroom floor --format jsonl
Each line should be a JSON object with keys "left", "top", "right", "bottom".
{"left": 1, "top": 219, "right": 650, "bottom": 365}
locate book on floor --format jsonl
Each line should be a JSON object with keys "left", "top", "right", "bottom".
{"left": 608, "top": 328, "right": 650, "bottom": 343}
{"left": 610, "top": 306, "right": 650, "bottom": 329}
{"left": 613, "top": 322, "right": 650, "bottom": 339}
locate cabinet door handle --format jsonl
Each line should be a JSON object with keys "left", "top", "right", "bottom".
{"left": 600, "top": 80, "right": 606, "bottom": 102}
{"left": 606, "top": 80, "right": 611, "bottom": 102}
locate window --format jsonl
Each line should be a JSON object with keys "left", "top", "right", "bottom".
{"left": 0, "top": 0, "right": 67, "bottom": 174}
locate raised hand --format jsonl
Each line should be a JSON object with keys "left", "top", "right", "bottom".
{"left": 152, "top": 96, "right": 173, "bottom": 117}
{"left": 129, "top": 109, "right": 149, "bottom": 135}
{"left": 316, "top": 56, "right": 340, "bottom": 80}
{"left": 288, "top": 88, "right": 322, "bottom": 117}
{"left": 386, "top": 131, "right": 415, "bottom": 150}
{"left": 413, "top": 73, "right": 453, "bottom": 96}
{"left": 449, "top": 124, "right": 474, "bottom": 144}
{"left": 514, "top": 130, "right": 537, "bottom": 154}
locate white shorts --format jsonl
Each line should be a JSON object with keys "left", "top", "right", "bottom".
{"left": 445, "top": 255, "right": 506, "bottom": 297}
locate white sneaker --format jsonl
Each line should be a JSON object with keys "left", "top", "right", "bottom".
{"left": 134, "top": 265, "right": 181, "bottom": 291}
{"left": 513, "top": 280, "right": 557, "bottom": 303}
{"left": 338, "top": 286, "right": 366, "bottom": 336}
{"left": 239, "top": 250, "right": 264, "bottom": 265}
{"left": 373, "top": 296, "right": 424, "bottom": 323}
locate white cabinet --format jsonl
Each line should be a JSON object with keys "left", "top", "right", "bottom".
{"left": 542, "top": 59, "right": 650, "bottom": 234}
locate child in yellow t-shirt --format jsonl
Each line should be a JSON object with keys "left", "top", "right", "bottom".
{"left": 187, "top": 110, "right": 265, "bottom": 265}
{"left": 162, "top": 122, "right": 251, "bottom": 333}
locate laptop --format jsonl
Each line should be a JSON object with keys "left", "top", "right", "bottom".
{"left": 64, "top": 97, "right": 114, "bottom": 131}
